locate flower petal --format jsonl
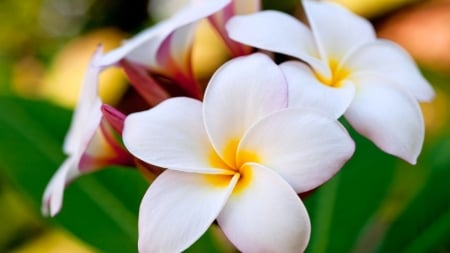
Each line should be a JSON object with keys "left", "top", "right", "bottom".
{"left": 98, "top": 0, "right": 230, "bottom": 67}
{"left": 166, "top": 24, "right": 196, "bottom": 76}
{"left": 119, "top": 60, "right": 170, "bottom": 106}
{"left": 78, "top": 119, "right": 133, "bottom": 172}
{"left": 123, "top": 97, "right": 231, "bottom": 174}
{"left": 344, "top": 39, "right": 435, "bottom": 102}
{"left": 237, "top": 108, "right": 354, "bottom": 193}
{"left": 280, "top": 60, "right": 355, "bottom": 118}
{"left": 63, "top": 46, "right": 103, "bottom": 155}
{"left": 101, "top": 104, "right": 126, "bottom": 134}
{"left": 98, "top": 22, "right": 169, "bottom": 67}
{"left": 217, "top": 163, "right": 310, "bottom": 253}
{"left": 226, "top": 11, "right": 326, "bottom": 72}
{"left": 226, "top": 10, "right": 315, "bottom": 57}
{"left": 303, "top": 0, "right": 376, "bottom": 62}
{"left": 42, "top": 157, "right": 80, "bottom": 217}
{"left": 345, "top": 74, "right": 425, "bottom": 164}
{"left": 139, "top": 170, "right": 238, "bottom": 253}
{"left": 43, "top": 47, "right": 113, "bottom": 217}
{"left": 154, "top": 24, "right": 201, "bottom": 98}
{"left": 208, "top": 0, "right": 260, "bottom": 56}
{"left": 203, "top": 53, "right": 287, "bottom": 166}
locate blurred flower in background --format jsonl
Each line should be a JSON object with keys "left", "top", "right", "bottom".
{"left": 0, "top": 0, "right": 449, "bottom": 252}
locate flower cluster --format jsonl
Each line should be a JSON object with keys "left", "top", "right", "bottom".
{"left": 42, "top": 0, "right": 434, "bottom": 252}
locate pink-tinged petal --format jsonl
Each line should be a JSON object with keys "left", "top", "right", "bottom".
{"left": 42, "top": 157, "right": 80, "bottom": 217}
{"left": 237, "top": 108, "right": 354, "bottom": 193}
{"left": 123, "top": 97, "right": 232, "bottom": 174}
{"left": 101, "top": 104, "right": 126, "bottom": 134}
{"left": 119, "top": 60, "right": 170, "bottom": 106}
{"left": 139, "top": 170, "right": 238, "bottom": 253}
{"left": 281, "top": 60, "right": 355, "bottom": 118}
{"left": 167, "top": 24, "right": 196, "bottom": 75}
{"left": 344, "top": 39, "right": 435, "bottom": 102}
{"left": 208, "top": 0, "right": 260, "bottom": 56}
{"left": 203, "top": 53, "right": 287, "bottom": 166}
{"left": 98, "top": 0, "right": 231, "bottom": 67}
{"left": 303, "top": 0, "right": 376, "bottom": 62}
{"left": 63, "top": 46, "right": 103, "bottom": 155}
{"left": 43, "top": 47, "right": 133, "bottom": 217}
{"left": 155, "top": 24, "right": 201, "bottom": 98}
{"left": 345, "top": 74, "right": 425, "bottom": 164}
{"left": 226, "top": 11, "right": 327, "bottom": 73}
{"left": 42, "top": 47, "right": 112, "bottom": 217}
{"left": 217, "top": 164, "right": 310, "bottom": 253}
{"left": 79, "top": 119, "right": 134, "bottom": 172}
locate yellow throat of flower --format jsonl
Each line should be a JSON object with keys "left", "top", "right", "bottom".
{"left": 205, "top": 138, "right": 260, "bottom": 194}
{"left": 314, "top": 59, "right": 350, "bottom": 88}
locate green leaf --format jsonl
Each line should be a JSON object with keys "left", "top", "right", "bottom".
{"left": 305, "top": 127, "right": 398, "bottom": 253}
{"left": 0, "top": 96, "right": 148, "bottom": 252}
{"left": 377, "top": 135, "right": 450, "bottom": 253}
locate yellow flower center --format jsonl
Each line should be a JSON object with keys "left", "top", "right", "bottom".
{"left": 314, "top": 59, "right": 350, "bottom": 88}
{"left": 205, "top": 138, "right": 259, "bottom": 194}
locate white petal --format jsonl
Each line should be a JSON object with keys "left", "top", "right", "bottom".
{"left": 123, "top": 97, "right": 231, "bottom": 174}
{"left": 139, "top": 170, "right": 238, "bottom": 253}
{"left": 345, "top": 74, "right": 425, "bottom": 164}
{"left": 42, "top": 157, "right": 80, "bottom": 217}
{"left": 203, "top": 53, "right": 287, "bottom": 166}
{"left": 226, "top": 11, "right": 327, "bottom": 72}
{"left": 281, "top": 60, "right": 355, "bottom": 118}
{"left": 99, "top": 0, "right": 230, "bottom": 67}
{"left": 168, "top": 23, "right": 196, "bottom": 74}
{"left": 217, "top": 164, "right": 310, "bottom": 253}
{"left": 63, "top": 46, "right": 103, "bottom": 155}
{"left": 208, "top": 0, "right": 259, "bottom": 57}
{"left": 303, "top": 0, "right": 376, "bottom": 62}
{"left": 128, "top": 23, "right": 195, "bottom": 76}
{"left": 44, "top": 47, "right": 104, "bottom": 217}
{"left": 344, "top": 39, "right": 435, "bottom": 102}
{"left": 98, "top": 22, "right": 170, "bottom": 67}
{"left": 237, "top": 108, "right": 355, "bottom": 193}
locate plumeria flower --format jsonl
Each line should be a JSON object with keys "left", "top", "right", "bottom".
{"left": 226, "top": 0, "right": 435, "bottom": 164}
{"left": 42, "top": 46, "right": 133, "bottom": 217}
{"left": 123, "top": 53, "right": 355, "bottom": 252}
{"left": 98, "top": 0, "right": 232, "bottom": 100}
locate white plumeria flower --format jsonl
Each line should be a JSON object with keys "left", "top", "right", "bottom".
{"left": 226, "top": 0, "right": 435, "bottom": 164}
{"left": 123, "top": 53, "right": 355, "bottom": 253}
{"left": 42, "top": 46, "right": 131, "bottom": 216}
{"left": 98, "top": 0, "right": 231, "bottom": 99}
